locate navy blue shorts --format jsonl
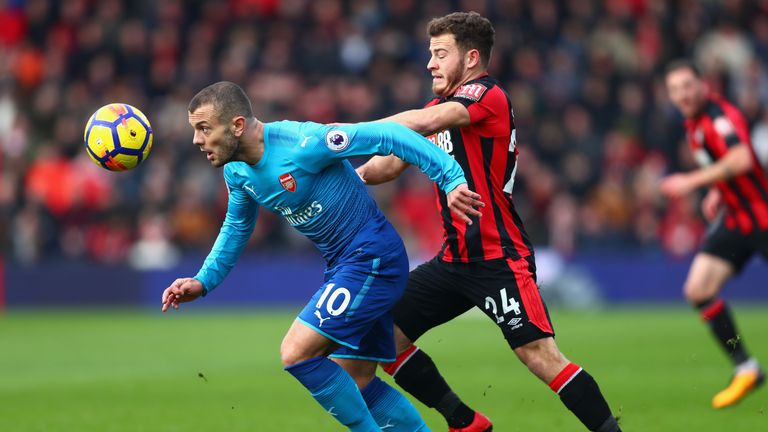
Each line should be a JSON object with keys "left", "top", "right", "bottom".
{"left": 298, "top": 220, "right": 408, "bottom": 362}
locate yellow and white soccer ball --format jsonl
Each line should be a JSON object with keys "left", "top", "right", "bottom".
{"left": 84, "top": 103, "right": 153, "bottom": 171}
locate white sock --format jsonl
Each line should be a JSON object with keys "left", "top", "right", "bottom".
{"left": 735, "top": 357, "right": 760, "bottom": 373}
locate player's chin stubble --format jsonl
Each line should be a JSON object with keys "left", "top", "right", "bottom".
{"left": 214, "top": 131, "right": 240, "bottom": 167}
{"left": 434, "top": 59, "right": 465, "bottom": 97}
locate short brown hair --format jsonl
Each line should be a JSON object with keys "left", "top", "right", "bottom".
{"left": 665, "top": 59, "right": 701, "bottom": 78}
{"left": 188, "top": 81, "right": 253, "bottom": 124}
{"left": 428, "top": 12, "right": 495, "bottom": 68}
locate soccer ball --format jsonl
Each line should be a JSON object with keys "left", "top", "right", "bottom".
{"left": 84, "top": 103, "right": 153, "bottom": 171}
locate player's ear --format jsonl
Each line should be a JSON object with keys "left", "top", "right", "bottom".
{"left": 232, "top": 115, "right": 246, "bottom": 137}
{"left": 466, "top": 48, "right": 481, "bottom": 69}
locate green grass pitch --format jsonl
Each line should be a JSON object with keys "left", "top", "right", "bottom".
{"left": 1, "top": 307, "right": 766, "bottom": 431}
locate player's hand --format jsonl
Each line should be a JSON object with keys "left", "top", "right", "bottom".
{"left": 161, "top": 278, "right": 204, "bottom": 312}
{"left": 355, "top": 156, "right": 409, "bottom": 185}
{"left": 701, "top": 188, "right": 722, "bottom": 222}
{"left": 447, "top": 183, "right": 484, "bottom": 225}
{"left": 355, "top": 165, "right": 369, "bottom": 184}
{"left": 659, "top": 173, "right": 695, "bottom": 200}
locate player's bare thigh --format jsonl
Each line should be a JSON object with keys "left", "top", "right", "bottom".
{"left": 683, "top": 253, "right": 735, "bottom": 304}
{"left": 280, "top": 319, "right": 339, "bottom": 366}
{"left": 514, "top": 336, "right": 569, "bottom": 383}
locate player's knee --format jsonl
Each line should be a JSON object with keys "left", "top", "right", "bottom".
{"left": 683, "top": 279, "right": 712, "bottom": 304}
{"left": 515, "top": 338, "right": 567, "bottom": 380}
{"left": 280, "top": 340, "right": 308, "bottom": 367}
{"left": 520, "top": 350, "right": 558, "bottom": 374}
{"left": 520, "top": 352, "right": 548, "bottom": 377}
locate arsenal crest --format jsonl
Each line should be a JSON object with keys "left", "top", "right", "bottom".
{"left": 279, "top": 173, "right": 297, "bottom": 192}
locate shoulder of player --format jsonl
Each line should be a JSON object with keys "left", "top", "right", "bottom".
{"left": 298, "top": 120, "right": 343, "bottom": 139}
{"left": 704, "top": 96, "right": 745, "bottom": 123}
{"left": 457, "top": 73, "right": 498, "bottom": 87}
{"left": 263, "top": 120, "right": 327, "bottom": 155}
{"left": 703, "top": 97, "right": 727, "bottom": 119}
{"left": 264, "top": 120, "right": 305, "bottom": 142}
{"left": 703, "top": 96, "right": 747, "bottom": 136}
{"left": 290, "top": 121, "right": 356, "bottom": 158}
{"left": 223, "top": 162, "right": 249, "bottom": 186}
{"left": 470, "top": 74, "right": 501, "bottom": 89}
{"left": 452, "top": 75, "right": 506, "bottom": 104}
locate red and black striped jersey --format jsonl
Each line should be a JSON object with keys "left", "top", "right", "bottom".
{"left": 685, "top": 94, "right": 768, "bottom": 233}
{"left": 425, "top": 74, "right": 534, "bottom": 262}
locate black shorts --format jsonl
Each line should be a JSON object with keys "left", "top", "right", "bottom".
{"left": 701, "top": 215, "right": 768, "bottom": 273}
{"left": 392, "top": 255, "right": 554, "bottom": 350}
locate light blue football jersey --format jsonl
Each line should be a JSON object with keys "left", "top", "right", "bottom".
{"left": 194, "top": 120, "right": 466, "bottom": 293}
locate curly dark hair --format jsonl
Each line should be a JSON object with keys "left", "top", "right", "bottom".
{"left": 427, "top": 11, "right": 495, "bottom": 67}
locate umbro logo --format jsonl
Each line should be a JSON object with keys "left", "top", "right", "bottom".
{"left": 507, "top": 317, "right": 522, "bottom": 326}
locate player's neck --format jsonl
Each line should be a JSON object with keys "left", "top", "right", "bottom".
{"left": 688, "top": 97, "right": 709, "bottom": 119}
{"left": 239, "top": 118, "right": 265, "bottom": 165}
{"left": 448, "top": 69, "right": 487, "bottom": 96}
{"left": 464, "top": 68, "right": 487, "bottom": 82}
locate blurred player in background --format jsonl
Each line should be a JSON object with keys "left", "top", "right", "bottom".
{"left": 358, "top": 12, "right": 621, "bottom": 432}
{"left": 161, "top": 81, "right": 484, "bottom": 431}
{"left": 661, "top": 60, "right": 766, "bottom": 408}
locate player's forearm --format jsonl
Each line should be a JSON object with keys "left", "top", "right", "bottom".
{"left": 381, "top": 109, "right": 437, "bottom": 135}
{"left": 381, "top": 102, "right": 471, "bottom": 136}
{"left": 690, "top": 144, "right": 753, "bottom": 187}
{"left": 194, "top": 218, "right": 255, "bottom": 295}
{"left": 358, "top": 155, "right": 409, "bottom": 185}
{"left": 382, "top": 103, "right": 471, "bottom": 136}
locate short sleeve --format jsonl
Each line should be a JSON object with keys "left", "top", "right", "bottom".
{"left": 447, "top": 82, "right": 495, "bottom": 124}
{"left": 712, "top": 116, "right": 740, "bottom": 147}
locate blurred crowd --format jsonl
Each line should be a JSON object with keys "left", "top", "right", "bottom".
{"left": 3, "top": 0, "right": 768, "bottom": 267}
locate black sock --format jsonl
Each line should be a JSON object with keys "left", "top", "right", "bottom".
{"left": 551, "top": 364, "right": 620, "bottom": 432}
{"left": 696, "top": 298, "right": 749, "bottom": 365}
{"left": 387, "top": 347, "right": 476, "bottom": 428}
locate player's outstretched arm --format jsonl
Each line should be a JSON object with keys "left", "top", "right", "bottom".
{"left": 301, "top": 121, "right": 484, "bottom": 219}
{"left": 161, "top": 278, "right": 205, "bottom": 312}
{"left": 356, "top": 155, "right": 409, "bottom": 185}
{"left": 191, "top": 170, "right": 259, "bottom": 296}
{"left": 357, "top": 102, "right": 471, "bottom": 184}
{"left": 660, "top": 144, "right": 753, "bottom": 199}
{"left": 304, "top": 122, "right": 466, "bottom": 191}
{"left": 381, "top": 102, "right": 470, "bottom": 136}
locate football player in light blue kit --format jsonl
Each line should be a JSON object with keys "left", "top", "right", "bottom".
{"left": 161, "top": 81, "right": 484, "bottom": 431}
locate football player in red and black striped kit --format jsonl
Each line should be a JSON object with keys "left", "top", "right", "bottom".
{"left": 661, "top": 60, "right": 766, "bottom": 408}
{"left": 358, "top": 12, "right": 621, "bottom": 432}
